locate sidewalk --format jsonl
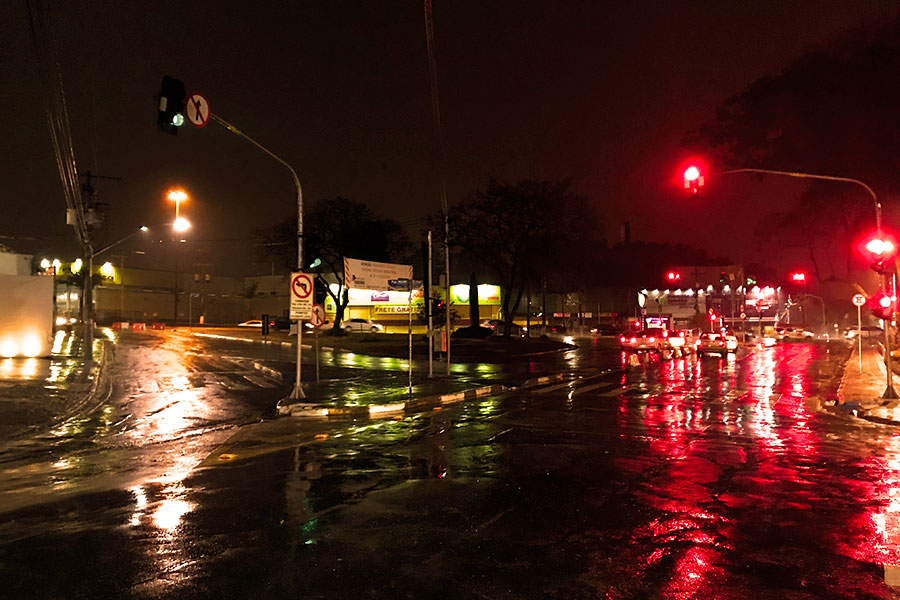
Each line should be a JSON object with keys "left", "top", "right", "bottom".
{"left": 835, "top": 342, "right": 900, "bottom": 425}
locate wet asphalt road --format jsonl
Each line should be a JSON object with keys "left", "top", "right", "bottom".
{"left": 3, "top": 333, "right": 900, "bottom": 598}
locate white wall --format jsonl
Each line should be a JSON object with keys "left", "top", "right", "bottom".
{"left": 0, "top": 274, "right": 53, "bottom": 357}
{"left": 0, "top": 252, "right": 32, "bottom": 276}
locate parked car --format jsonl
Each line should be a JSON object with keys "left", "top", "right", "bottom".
{"left": 480, "top": 319, "right": 525, "bottom": 336}
{"left": 619, "top": 327, "right": 668, "bottom": 352}
{"left": 696, "top": 332, "right": 738, "bottom": 356}
{"left": 270, "top": 316, "right": 292, "bottom": 330}
{"left": 342, "top": 318, "right": 384, "bottom": 333}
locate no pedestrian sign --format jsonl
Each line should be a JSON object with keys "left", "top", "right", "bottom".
{"left": 290, "top": 272, "right": 313, "bottom": 319}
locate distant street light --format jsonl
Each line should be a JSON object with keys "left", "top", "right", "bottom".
{"left": 167, "top": 188, "right": 188, "bottom": 220}
{"left": 173, "top": 217, "right": 191, "bottom": 232}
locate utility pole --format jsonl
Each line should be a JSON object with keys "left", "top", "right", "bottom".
{"left": 424, "top": 0, "right": 452, "bottom": 374}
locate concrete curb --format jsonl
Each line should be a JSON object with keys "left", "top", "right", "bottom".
{"left": 520, "top": 373, "right": 564, "bottom": 388}
{"left": 191, "top": 331, "right": 305, "bottom": 350}
{"left": 276, "top": 383, "right": 506, "bottom": 419}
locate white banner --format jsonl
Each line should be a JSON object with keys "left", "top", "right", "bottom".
{"left": 344, "top": 257, "right": 412, "bottom": 291}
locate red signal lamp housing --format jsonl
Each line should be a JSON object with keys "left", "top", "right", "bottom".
{"left": 790, "top": 272, "right": 806, "bottom": 284}
{"left": 683, "top": 165, "right": 705, "bottom": 197}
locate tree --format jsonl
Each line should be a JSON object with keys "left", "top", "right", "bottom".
{"left": 256, "top": 197, "right": 413, "bottom": 332}
{"left": 445, "top": 179, "right": 603, "bottom": 332}
{"left": 686, "top": 24, "right": 900, "bottom": 279}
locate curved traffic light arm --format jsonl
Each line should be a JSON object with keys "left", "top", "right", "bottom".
{"left": 720, "top": 168, "right": 882, "bottom": 234}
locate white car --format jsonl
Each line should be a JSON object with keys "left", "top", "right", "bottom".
{"left": 237, "top": 320, "right": 262, "bottom": 327}
{"left": 342, "top": 318, "right": 384, "bottom": 333}
{"left": 696, "top": 332, "right": 738, "bottom": 356}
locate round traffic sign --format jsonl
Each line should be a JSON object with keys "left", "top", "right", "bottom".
{"left": 852, "top": 293, "right": 866, "bottom": 307}
{"left": 310, "top": 304, "right": 326, "bottom": 327}
{"left": 185, "top": 93, "right": 210, "bottom": 127}
{"left": 291, "top": 273, "right": 313, "bottom": 299}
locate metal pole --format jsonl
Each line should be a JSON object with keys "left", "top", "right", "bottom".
{"left": 83, "top": 246, "right": 94, "bottom": 364}
{"left": 408, "top": 280, "right": 413, "bottom": 394}
{"left": 427, "top": 231, "right": 434, "bottom": 378}
{"left": 210, "top": 113, "right": 305, "bottom": 400}
{"left": 858, "top": 305, "right": 863, "bottom": 374}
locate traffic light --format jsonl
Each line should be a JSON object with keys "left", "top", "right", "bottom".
{"left": 683, "top": 165, "right": 705, "bottom": 197}
{"left": 790, "top": 272, "right": 807, "bottom": 284}
{"left": 868, "top": 292, "right": 896, "bottom": 320}
{"left": 719, "top": 271, "right": 727, "bottom": 283}
{"left": 865, "top": 236, "right": 896, "bottom": 274}
{"left": 157, "top": 76, "right": 186, "bottom": 135}
{"left": 666, "top": 271, "right": 681, "bottom": 284}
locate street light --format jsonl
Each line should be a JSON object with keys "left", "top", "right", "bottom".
{"left": 685, "top": 163, "right": 896, "bottom": 399}
{"left": 167, "top": 188, "right": 188, "bottom": 220}
{"left": 173, "top": 217, "right": 191, "bottom": 232}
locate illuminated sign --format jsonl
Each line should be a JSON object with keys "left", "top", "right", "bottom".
{"left": 449, "top": 284, "right": 501, "bottom": 305}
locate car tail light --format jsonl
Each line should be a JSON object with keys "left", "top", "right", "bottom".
{"left": 648, "top": 337, "right": 655, "bottom": 343}
{"left": 620, "top": 336, "right": 626, "bottom": 343}
{"left": 630, "top": 337, "right": 637, "bottom": 343}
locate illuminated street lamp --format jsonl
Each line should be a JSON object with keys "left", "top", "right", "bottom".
{"left": 173, "top": 217, "right": 191, "bottom": 232}
{"left": 167, "top": 188, "right": 188, "bottom": 220}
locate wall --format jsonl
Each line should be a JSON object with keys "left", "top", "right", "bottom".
{"left": 0, "top": 274, "right": 52, "bottom": 357}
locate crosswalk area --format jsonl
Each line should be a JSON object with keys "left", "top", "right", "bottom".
{"left": 525, "top": 371, "right": 756, "bottom": 404}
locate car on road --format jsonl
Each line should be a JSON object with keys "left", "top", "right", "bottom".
{"left": 619, "top": 327, "right": 668, "bottom": 351}
{"left": 664, "top": 329, "right": 694, "bottom": 350}
{"left": 695, "top": 332, "right": 738, "bottom": 356}
{"left": 480, "top": 319, "right": 525, "bottom": 336}
{"left": 238, "top": 320, "right": 263, "bottom": 327}
{"left": 590, "top": 324, "right": 619, "bottom": 336}
{"left": 775, "top": 325, "right": 815, "bottom": 341}
{"left": 342, "top": 318, "right": 384, "bottom": 333}
{"left": 844, "top": 325, "right": 884, "bottom": 340}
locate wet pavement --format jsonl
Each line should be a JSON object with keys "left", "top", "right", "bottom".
{"left": 4, "top": 332, "right": 900, "bottom": 597}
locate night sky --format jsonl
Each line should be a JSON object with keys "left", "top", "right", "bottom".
{"left": 2, "top": 2, "right": 896, "bottom": 274}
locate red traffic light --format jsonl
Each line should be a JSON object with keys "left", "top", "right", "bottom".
{"left": 790, "top": 272, "right": 807, "bottom": 284}
{"left": 708, "top": 313, "right": 717, "bottom": 321}
{"left": 683, "top": 165, "right": 705, "bottom": 196}
{"left": 866, "top": 238, "right": 896, "bottom": 257}
{"left": 868, "top": 291, "right": 896, "bottom": 319}
{"left": 666, "top": 271, "right": 681, "bottom": 283}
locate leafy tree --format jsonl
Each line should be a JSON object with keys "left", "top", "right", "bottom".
{"left": 256, "top": 197, "right": 413, "bottom": 332}
{"left": 686, "top": 24, "right": 900, "bottom": 279}
{"left": 445, "top": 179, "right": 603, "bottom": 332}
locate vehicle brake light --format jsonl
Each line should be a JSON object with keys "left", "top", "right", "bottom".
{"left": 630, "top": 337, "right": 637, "bottom": 343}
{"left": 648, "top": 337, "right": 655, "bottom": 343}
{"left": 620, "top": 336, "right": 626, "bottom": 343}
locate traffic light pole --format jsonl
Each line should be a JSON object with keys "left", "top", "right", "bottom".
{"left": 721, "top": 167, "right": 896, "bottom": 399}
{"left": 209, "top": 113, "right": 306, "bottom": 400}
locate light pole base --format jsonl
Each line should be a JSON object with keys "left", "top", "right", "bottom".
{"left": 883, "top": 386, "right": 899, "bottom": 400}
{"left": 288, "top": 384, "right": 306, "bottom": 400}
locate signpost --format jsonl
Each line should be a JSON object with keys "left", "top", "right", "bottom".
{"left": 853, "top": 293, "right": 867, "bottom": 374}
{"left": 310, "top": 303, "right": 325, "bottom": 381}
{"left": 289, "top": 272, "right": 313, "bottom": 394}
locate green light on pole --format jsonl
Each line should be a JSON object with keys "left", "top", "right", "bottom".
{"left": 172, "top": 113, "right": 185, "bottom": 127}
